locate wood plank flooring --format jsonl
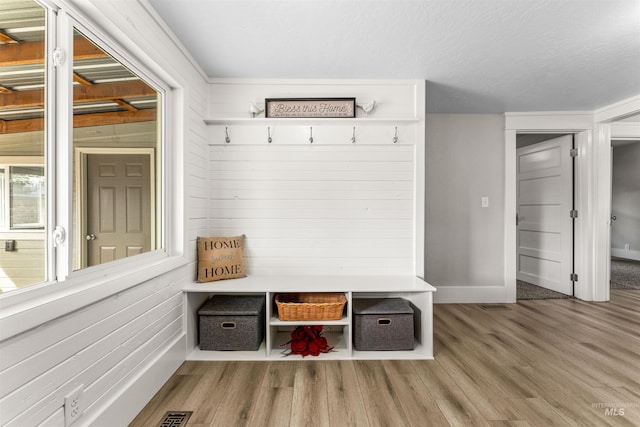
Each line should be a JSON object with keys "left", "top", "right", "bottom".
{"left": 130, "top": 290, "right": 640, "bottom": 426}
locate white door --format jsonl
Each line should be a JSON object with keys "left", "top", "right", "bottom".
{"left": 86, "top": 154, "right": 152, "bottom": 266}
{"left": 517, "top": 135, "right": 574, "bottom": 295}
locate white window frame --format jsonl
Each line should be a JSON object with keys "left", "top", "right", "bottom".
{"left": 0, "top": 160, "right": 46, "bottom": 232}
{"left": 54, "top": 15, "right": 169, "bottom": 281}
{"left": 0, "top": 0, "right": 185, "bottom": 319}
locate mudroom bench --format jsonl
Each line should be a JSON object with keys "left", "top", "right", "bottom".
{"left": 184, "top": 275, "right": 436, "bottom": 361}
{"left": 189, "top": 79, "right": 431, "bottom": 361}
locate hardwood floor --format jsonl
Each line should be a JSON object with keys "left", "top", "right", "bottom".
{"left": 130, "top": 290, "right": 640, "bottom": 426}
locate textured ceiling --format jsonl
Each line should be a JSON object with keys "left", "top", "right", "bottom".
{"left": 147, "top": 0, "right": 640, "bottom": 113}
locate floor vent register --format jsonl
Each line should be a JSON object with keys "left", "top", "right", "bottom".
{"left": 479, "top": 304, "right": 510, "bottom": 311}
{"left": 158, "top": 411, "right": 192, "bottom": 427}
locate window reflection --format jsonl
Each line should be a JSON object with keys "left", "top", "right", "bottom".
{"left": 0, "top": 1, "right": 163, "bottom": 293}
{"left": 72, "top": 29, "right": 161, "bottom": 270}
{"left": 0, "top": 0, "right": 46, "bottom": 293}
{"left": 10, "top": 166, "right": 45, "bottom": 229}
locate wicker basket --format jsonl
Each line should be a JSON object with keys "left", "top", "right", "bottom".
{"left": 275, "top": 293, "right": 347, "bottom": 321}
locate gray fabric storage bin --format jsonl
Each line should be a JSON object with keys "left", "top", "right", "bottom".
{"left": 198, "top": 295, "right": 265, "bottom": 351}
{"left": 353, "top": 298, "right": 414, "bottom": 351}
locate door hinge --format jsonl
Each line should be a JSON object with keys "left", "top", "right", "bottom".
{"left": 52, "top": 47, "right": 66, "bottom": 67}
{"left": 570, "top": 210, "right": 578, "bottom": 218}
{"left": 570, "top": 273, "right": 578, "bottom": 282}
{"left": 570, "top": 148, "right": 578, "bottom": 157}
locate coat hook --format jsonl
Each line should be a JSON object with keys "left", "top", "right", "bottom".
{"left": 392, "top": 126, "right": 398, "bottom": 144}
{"left": 351, "top": 126, "right": 356, "bottom": 144}
{"left": 309, "top": 126, "right": 314, "bottom": 144}
{"left": 267, "top": 126, "right": 272, "bottom": 143}
{"left": 225, "top": 126, "right": 231, "bottom": 143}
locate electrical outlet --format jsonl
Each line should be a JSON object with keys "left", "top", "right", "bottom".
{"left": 64, "top": 385, "right": 84, "bottom": 426}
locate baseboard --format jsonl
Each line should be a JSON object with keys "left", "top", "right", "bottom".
{"left": 88, "top": 334, "right": 186, "bottom": 427}
{"left": 433, "top": 285, "right": 510, "bottom": 304}
{"left": 611, "top": 248, "right": 640, "bottom": 261}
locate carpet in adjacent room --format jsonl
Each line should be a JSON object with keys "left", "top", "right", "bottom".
{"left": 610, "top": 257, "right": 640, "bottom": 290}
{"left": 516, "top": 280, "right": 573, "bottom": 300}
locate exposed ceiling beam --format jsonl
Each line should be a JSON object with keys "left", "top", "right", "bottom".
{"left": 73, "top": 72, "right": 93, "bottom": 86}
{"left": 0, "top": 30, "right": 19, "bottom": 44}
{"left": 74, "top": 109, "right": 156, "bottom": 127}
{"left": 73, "top": 72, "right": 139, "bottom": 111}
{"left": 0, "top": 37, "right": 107, "bottom": 67}
{"left": 0, "top": 80, "right": 156, "bottom": 108}
{"left": 113, "top": 99, "right": 138, "bottom": 112}
{"left": 0, "top": 109, "right": 157, "bottom": 134}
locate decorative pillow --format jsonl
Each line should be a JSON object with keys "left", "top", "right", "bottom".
{"left": 197, "top": 235, "right": 246, "bottom": 282}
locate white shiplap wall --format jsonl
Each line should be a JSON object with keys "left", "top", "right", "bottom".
{"left": 0, "top": 0, "right": 208, "bottom": 425}
{"left": 207, "top": 80, "right": 425, "bottom": 277}
{"left": 209, "top": 144, "right": 415, "bottom": 275}
{"left": 0, "top": 271, "right": 184, "bottom": 426}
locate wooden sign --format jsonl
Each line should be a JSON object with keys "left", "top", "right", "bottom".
{"left": 265, "top": 98, "right": 356, "bottom": 118}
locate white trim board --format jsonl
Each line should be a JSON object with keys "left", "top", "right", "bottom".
{"left": 594, "top": 95, "right": 640, "bottom": 123}
{"left": 611, "top": 249, "right": 640, "bottom": 262}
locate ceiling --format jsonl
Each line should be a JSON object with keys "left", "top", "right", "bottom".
{"left": 147, "top": 0, "right": 640, "bottom": 114}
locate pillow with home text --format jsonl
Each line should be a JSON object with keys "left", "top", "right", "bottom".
{"left": 197, "top": 235, "right": 246, "bottom": 282}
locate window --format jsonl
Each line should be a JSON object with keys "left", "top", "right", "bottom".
{"left": 0, "top": 165, "right": 46, "bottom": 229}
{"left": 0, "top": 0, "right": 164, "bottom": 295}
{"left": 0, "top": 0, "right": 47, "bottom": 293}
{"left": 71, "top": 29, "right": 162, "bottom": 270}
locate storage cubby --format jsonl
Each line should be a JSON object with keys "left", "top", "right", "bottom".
{"left": 184, "top": 275, "right": 435, "bottom": 360}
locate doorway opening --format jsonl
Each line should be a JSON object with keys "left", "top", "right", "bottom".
{"left": 515, "top": 133, "right": 576, "bottom": 300}
{"left": 610, "top": 138, "right": 640, "bottom": 291}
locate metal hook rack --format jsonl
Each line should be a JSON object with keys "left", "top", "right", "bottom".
{"left": 351, "top": 126, "right": 356, "bottom": 144}
{"left": 392, "top": 126, "right": 398, "bottom": 144}
{"left": 309, "top": 127, "right": 314, "bottom": 144}
{"left": 225, "top": 127, "right": 231, "bottom": 143}
{"left": 267, "top": 127, "right": 272, "bottom": 144}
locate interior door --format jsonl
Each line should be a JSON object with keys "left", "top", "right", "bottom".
{"left": 517, "top": 135, "right": 574, "bottom": 295}
{"left": 86, "top": 154, "right": 152, "bottom": 266}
